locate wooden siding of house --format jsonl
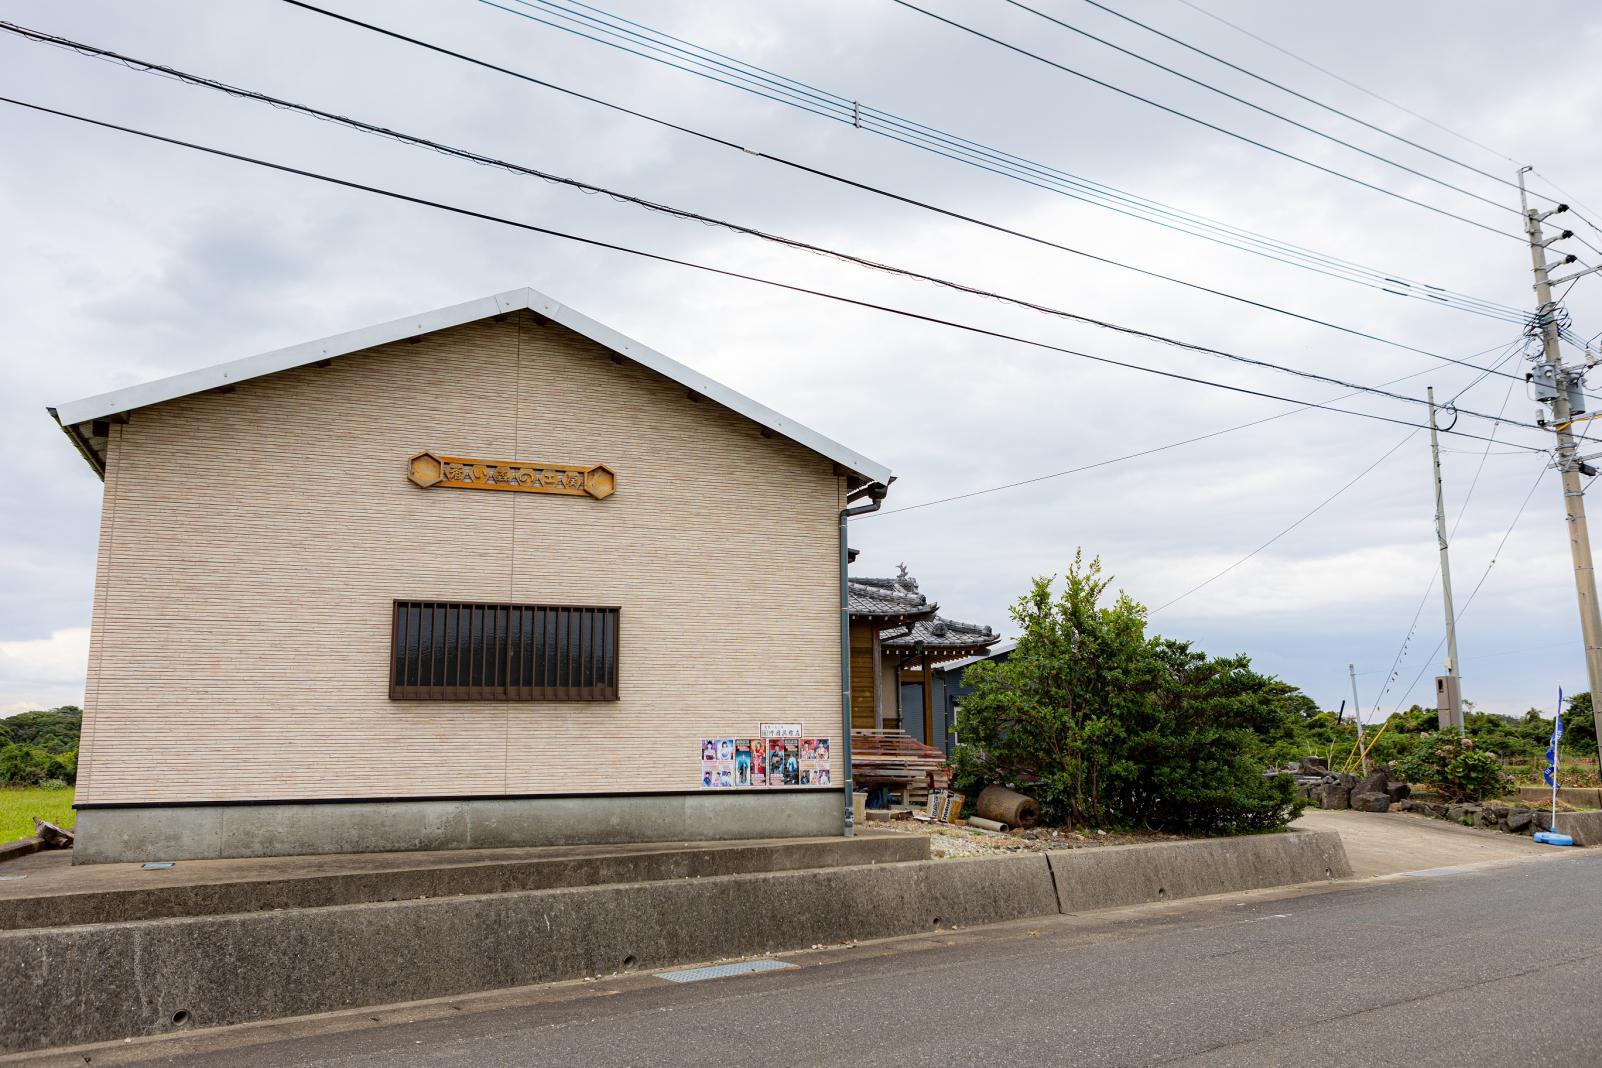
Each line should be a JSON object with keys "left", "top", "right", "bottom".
{"left": 849, "top": 619, "right": 877, "bottom": 730}
{"left": 76, "top": 311, "right": 845, "bottom": 804}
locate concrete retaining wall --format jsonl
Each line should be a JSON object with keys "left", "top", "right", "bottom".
{"left": 1, "top": 853, "right": 1056, "bottom": 1053}
{"left": 1517, "top": 786, "right": 1602, "bottom": 809}
{"left": 72, "top": 791, "right": 845, "bottom": 864}
{"left": 1048, "top": 830, "right": 1352, "bottom": 912}
{"left": 0, "top": 829, "right": 1350, "bottom": 1054}
{"left": 1540, "top": 809, "right": 1602, "bottom": 846}
{"left": 0, "top": 835, "right": 929, "bottom": 931}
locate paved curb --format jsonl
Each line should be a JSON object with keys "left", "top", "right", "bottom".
{"left": 0, "top": 838, "right": 44, "bottom": 865}
{"left": 0, "top": 830, "right": 1350, "bottom": 1054}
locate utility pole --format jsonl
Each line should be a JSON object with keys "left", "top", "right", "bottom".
{"left": 1348, "top": 663, "right": 1369, "bottom": 775}
{"left": 1427, "top": 387, "right": 1464, "bottom": 732}
{"left": 1518, "top": 167, "right": 1602, "bottom": 750}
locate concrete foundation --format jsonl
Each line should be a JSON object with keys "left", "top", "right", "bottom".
{"left": 71, "top": 790, "right": 845, "bottom": 864}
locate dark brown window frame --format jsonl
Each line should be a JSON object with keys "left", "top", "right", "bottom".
{"left": 390, "top": 600, "right": 620, "bottom": 702}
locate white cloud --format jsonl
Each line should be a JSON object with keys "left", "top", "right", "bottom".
{"left": 0, "top": 629, "right": 89, "bottom": 715}
{"left": 2, "top": 0, "right": 1599, "bottom": 718}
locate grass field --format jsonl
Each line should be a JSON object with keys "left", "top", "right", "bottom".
{"left": 0, "top": 786, "right": 75, "bottom": 842}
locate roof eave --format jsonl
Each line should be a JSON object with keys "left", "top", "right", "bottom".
{"left": 50, "top": 286, "right": 893, "bottom": 486}
{"left": 891, "top": 639, "right": 1002, "bottom": 664}
{"left": 48, "top": 407, "right": 105, "bottom": 480}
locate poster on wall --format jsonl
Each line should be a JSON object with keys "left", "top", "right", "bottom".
{"left": 734, "top": 740, "right": 755, "bottom": 787}
{"left": 701, "top": 739, "right": 737, "bottom": 788}
{"left": 702, "top": 732, "right": 826, "bottom": 788}
{"left": 701, "top": 739, "right": 718, "bottom": 788}
{"left": 768, "top": 738, "right": 801, "bottom": 786}
{"left": 799, "top": 737, "right": 832, "bottom": 786}
{"left": 748, "top": 738, "right": 767, "bottom": 786}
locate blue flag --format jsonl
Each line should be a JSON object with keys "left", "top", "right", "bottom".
{"left": 1544, "top": 688, "right": 1565, "bottom": 787}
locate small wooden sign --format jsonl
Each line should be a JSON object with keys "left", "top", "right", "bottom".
{"left": 408, "top": 452, "right": 616, "bottom": 500}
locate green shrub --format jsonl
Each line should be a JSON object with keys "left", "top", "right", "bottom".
{"left": 953, "top": 552, "right": 1300, "bottom": 834}
{"left": 1397, "top": 733, "right": 1511, "bottom": 801}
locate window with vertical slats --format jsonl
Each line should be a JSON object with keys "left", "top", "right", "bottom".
{"left": 390, "top": 601, "right": 619, "bottom": 701}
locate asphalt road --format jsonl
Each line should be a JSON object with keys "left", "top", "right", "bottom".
{"left": 73, "top": 848, "right": 1598, "bottom": 1068}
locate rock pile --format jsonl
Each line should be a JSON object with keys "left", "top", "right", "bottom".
{"left": 1397, "top": 798, "right": 1552, "bottom": 835}
{"left": 1274, "top": 757, "right": 1410, "bottom": 812}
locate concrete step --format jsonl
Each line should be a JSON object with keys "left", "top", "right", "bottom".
{"left": 0, "top": 832, "right": 928, "bottom": 931}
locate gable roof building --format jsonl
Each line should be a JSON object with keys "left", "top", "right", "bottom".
{"left": 52, "top": 286, "right": 892, "bottom": 863}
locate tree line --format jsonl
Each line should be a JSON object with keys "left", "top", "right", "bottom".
{"left": 0, "top": 707, "right": 81, "bottom": 786}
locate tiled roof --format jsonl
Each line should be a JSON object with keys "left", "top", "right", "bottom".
{"left": 848, "top": 574, "right": 938, "bottom": 619}
{"left": 936, "top": 640, "right": 1017, "bottom": 673}
{"left": 881, "top": 616, "right": 1000, "bottom": 656}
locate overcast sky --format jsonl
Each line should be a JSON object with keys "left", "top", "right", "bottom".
{"left": 4, "top": 0, "right": 1601, "bottom": 722}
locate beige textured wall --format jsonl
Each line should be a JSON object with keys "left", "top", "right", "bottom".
{"left": 77, "top": 312, "right": 847, "bottom": 803}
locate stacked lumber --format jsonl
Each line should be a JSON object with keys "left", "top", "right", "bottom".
{"left": 851, "top": 729, "right": 949, "bottom": 806}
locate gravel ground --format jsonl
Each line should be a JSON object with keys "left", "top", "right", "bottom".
{"left": 877, "top": 816, "right": 1187, "bottom": 857}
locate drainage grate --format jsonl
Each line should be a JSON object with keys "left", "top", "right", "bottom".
{"left": 655, "top": 959, "right": 797, "bottom": 983}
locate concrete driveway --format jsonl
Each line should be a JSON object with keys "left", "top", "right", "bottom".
{"left": 1292, "top": 806, "right": 1554, "bottom": 877}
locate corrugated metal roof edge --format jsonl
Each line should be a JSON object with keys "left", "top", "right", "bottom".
{"left": 49, "top": 286, "right": 893, "bottom": 485}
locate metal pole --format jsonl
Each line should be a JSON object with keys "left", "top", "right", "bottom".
{"left": 1518, "top": 167, "right": 1602, "bottom": 751}
{"left": 1427, "top": 387, "right": 1464, "bottom": 731}
{"left": 838, "top": 507, "right": 855, "bottom": 837}
{"left": 1349, "top": 663, "right": 1369, "bottom": 775}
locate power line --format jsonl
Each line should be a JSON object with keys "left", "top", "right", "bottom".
{"left": 1149, "top": 429, "right": 1421, "bottom": 615}
{"left": 868, "top": 337, "right": 1524, "bottom": 518}
{"left": 1163, "top": 15, "right": 1602, "bottom": 267}
{"left": 1170, "top": 0, "right": 1521, "bottom": 169}
{"left": 1449, "top": 376, "right": 1520, "bottom": 540}
{"left": 1059, "top": 0, "right": 1522, "bottom": 194}
{"left": 1389, "top": 460, "right": 1549, "bottom": 712}
{"left": 1001, "top": 0, "right": 1518, "bottom": 211}
{"left": 1530, "top": 169, "right": 1602, "bottom": 238}
{"left": 0, "top": 92, "right": 1553, "bottom": 457}
{"left": 1366, "top": 358, "right": 1520, "bottom": 717}
{"left": 460, "top": 0, "right": 1531, "bottom": 323}
{"left": 0, "top": 21, "right": 1541, "bottom": 433}
{"left": 888, "top": 0, "right": 1520, "bottom": 240}
{"left": 1366, "top": 572, "right": 1435, "bottom": 722}
{"left": 270, "top": 1, "right": 1559, "bottom": 391}
{"left": 1531, "top": 170, "right": 1602, "bottom": 226}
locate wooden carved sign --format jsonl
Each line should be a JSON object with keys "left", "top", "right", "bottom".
{"left": 408, "top": 451, "right": 616, "bottom": 500}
